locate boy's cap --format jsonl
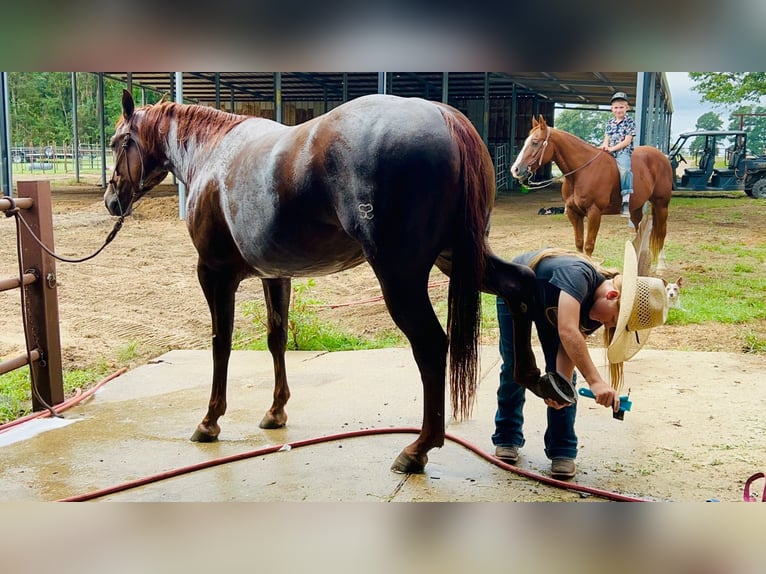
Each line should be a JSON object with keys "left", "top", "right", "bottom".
{"left": 610, "top": 91, "right": 629, "bottom": 103}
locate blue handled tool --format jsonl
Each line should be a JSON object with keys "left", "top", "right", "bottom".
{"left": 578, "top": 387, "right": 632, "bottom": 420}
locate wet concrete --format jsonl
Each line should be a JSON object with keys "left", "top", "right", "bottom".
{"left": 0, "top": 347, "right": 763, "bottom": 502}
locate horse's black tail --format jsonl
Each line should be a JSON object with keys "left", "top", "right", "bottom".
{"left": 439, "top": 107, "right": 493, "bottom": 421}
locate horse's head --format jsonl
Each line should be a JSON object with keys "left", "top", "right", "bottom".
{"left": 104, "top": 89, "right": 170, "bottom": 216}
{"left": 510, "top": 115, "right": 553, "bottom": 182}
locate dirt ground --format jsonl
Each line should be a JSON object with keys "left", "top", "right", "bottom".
{"left": 2, "top": 175, "right": 765, "bottom": 501}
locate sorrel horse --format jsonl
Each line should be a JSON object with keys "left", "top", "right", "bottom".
{"left": 104, "top": 89, "right": 546, "bottom": 474}
{"left": 511, "top": 116, "right": 673, "bottom": 262}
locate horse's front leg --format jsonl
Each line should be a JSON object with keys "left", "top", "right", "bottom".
{"left": 583, "top": 206, "right": 603, "bottom": 257}
{"left": 566, "top": 207, "right": 585, "bottom": 253}
{"left": 191, "top": 262, "right": 241, "bottom": 442}
{"left": 480, "top": 253, "right": 541, "bottom": 386}
{"left": 259, "top": 278, "right": 291, "bottom": 429}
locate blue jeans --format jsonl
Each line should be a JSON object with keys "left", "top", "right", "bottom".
{"left": 492, "top": 297, "right": 578, "bottom": 460}
{"left": 615, "top": 149, "right": 633, "bottom": 198}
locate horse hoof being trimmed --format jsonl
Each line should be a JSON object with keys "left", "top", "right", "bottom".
{"left": 391, "top": 451, "right": 428, "bottom": 474}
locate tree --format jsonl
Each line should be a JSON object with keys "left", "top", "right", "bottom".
{"left": 689, "top": 111, "right": 723, "bottom": 155}
{"left": 8, "top": 73, "right": 132, "bottom": 149}
{"left": 553, "top": 108, "right": 606, "bottom": 145}
{"left": 727, "top": 105, "right": 766, "bottom": 155}
{"left": 689, "top": 73, "right": 766, "bottom": 105}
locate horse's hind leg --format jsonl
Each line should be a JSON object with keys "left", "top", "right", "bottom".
{"left": 259, "top": 278, "right": 291, "bottom": 429}
{"left": 374, "top": 267, "right": 447, "bottom": 474}
{"left": 191, "top": 262, "right": 242, "bottom": 442}
{"left": 480, "top": 253, "right": 541, "bottom": 385}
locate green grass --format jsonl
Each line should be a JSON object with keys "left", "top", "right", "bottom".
{"left": 233, "top": 279, "right": 406, "bottom": 352}
{"left": 0, "top": 363, "right": 114, "bottom": 423}
{"left": 661, "top": 240, "right": 766, "bottom": 327}
{"left": 233, "top": 282, "right": 502, "bottom": 353}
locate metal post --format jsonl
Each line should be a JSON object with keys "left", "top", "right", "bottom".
{"left": 98, "top": 73, "right": 107, "bottom": 188}
{"left": 482, "top": 72, "right": 490, "bottom": 144}
{"left": 275, "top": 72, "right": 282, "bottom": 124}
{"left": 0, "top": 72, "right": 12, "bottom": 197}
{"left": 442, "top": 73, "right": 448, "bottom": 104}
{"left": 215, "top": 73, "right": 221, "bottom": 109}
{"left": 635, "top": 72, "right": 647, "bottom": 146}
{"left": 71, "top": 73, "right": 80, "bottom": 183}
{"left": 175, "top": 72, "right": 186, "bottom": 220}
{"left": 510, "top": 82, "right": 518, "bottom": 190}
{"left": 378, "top": 72, "right": 386, "bottom": 94}
{"left": 17, "top": 180, "right": 64, "bottom": 409}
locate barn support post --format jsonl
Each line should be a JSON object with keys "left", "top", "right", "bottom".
{"left": 175, "top": 72, "right": 187, "bottom": 220}
{"left": 1, "top": 72, "right": 11, "bottom": 197}
{"left": 17, "top": 180, "right": 64, "bottom": 409}
{"left": 71, "top": 73, "right": 80, "bottom": 184}
{"left": 97, "top": 73, "right": 107, "bottom": 189}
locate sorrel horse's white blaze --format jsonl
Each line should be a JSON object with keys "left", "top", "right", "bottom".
{"left": 510, "top": 132, "right": 535, "bottom": 179}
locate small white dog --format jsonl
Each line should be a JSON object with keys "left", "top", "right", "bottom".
{"left": 663, "top": 277, "right": 684, "bottom": 309}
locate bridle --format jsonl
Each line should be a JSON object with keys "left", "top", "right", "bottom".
{"left": 521, "top": 126, "right": 604, "bottom": 189}
{"left": 108, "top": 131, "right": 147, "bottom": 214}
{"left": 522, "top": 126, "right": 552, "bottom": 170}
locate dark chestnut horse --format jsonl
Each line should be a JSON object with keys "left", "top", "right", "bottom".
{"left": 511, "top": 115, "right": 672, "bottom": 262}
{"left": 104, "top": 90, "right": 545, "bottom": 474}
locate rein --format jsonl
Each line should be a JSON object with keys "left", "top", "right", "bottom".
{"left": 522, "top": 127, "right": 604, "bottom": 189}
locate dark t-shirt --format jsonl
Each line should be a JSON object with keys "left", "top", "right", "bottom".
{"left": 513, "top": 252, "right": 605, "bottom": 335}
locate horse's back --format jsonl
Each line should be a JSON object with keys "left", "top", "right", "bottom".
{"left": 213, "top": 94, "right": 483, "bottom": 277}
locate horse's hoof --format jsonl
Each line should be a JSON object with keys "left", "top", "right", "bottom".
{"left": 391, "top": 450, "right": 427, "bottom": 474}
{"left": 258, "top": 412, "right": 287, "bottom": 429}
{"left": 190, "top": 428, "right": 219, "bottom": 442}
{"left": 515, "top": 369, "right": 541, "bottom": 387}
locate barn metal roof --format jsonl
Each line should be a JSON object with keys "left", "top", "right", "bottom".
{"left": 101, "top": 72, "right": 639, "bottom": 106}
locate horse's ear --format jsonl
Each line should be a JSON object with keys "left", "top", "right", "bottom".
{"left": 122, "top": 89, "right": 135, "bottom": 121}
{"left": 158, "top": 92, "right": 169, "bottom": 104}
{"left": 538, "top": 114, "right": 548, "bottom": 127}
{"left": 532, "top": 116, "right": 539, "bottom": 128}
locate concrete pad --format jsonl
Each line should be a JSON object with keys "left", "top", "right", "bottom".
{"left": 0, "top": 347, "right": 763, "bottom": 502}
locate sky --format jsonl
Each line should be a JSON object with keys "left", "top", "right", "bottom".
{"left": 664, "top": 72, "right": 728, "bottom": 139}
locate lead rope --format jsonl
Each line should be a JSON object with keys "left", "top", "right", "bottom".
{"left": 2, "top": 136, "right": 137, "bottom": 418}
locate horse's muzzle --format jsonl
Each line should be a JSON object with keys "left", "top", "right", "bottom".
{"left": 512, "top": 165, "right": 532, "bottom": 182}
{"left": 104, "top": 188, "right": 131, "bottom": 217}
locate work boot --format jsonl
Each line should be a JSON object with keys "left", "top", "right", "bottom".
{"left": 550, "top": 458, "right": 576, "bottom": 480}
{"left": 495, "top": 446, "right": 519, "bottom": 465}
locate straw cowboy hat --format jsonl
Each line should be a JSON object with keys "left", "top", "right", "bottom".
{"left": 607, "top": 241, "right": 669, "bottom": 363}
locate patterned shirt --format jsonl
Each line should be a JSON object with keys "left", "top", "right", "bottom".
{"left": 513, "top": 252, "right": 606, "bottom": 335}
{"left": 605, "top": 115, "right": 636, "bottom": 155}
